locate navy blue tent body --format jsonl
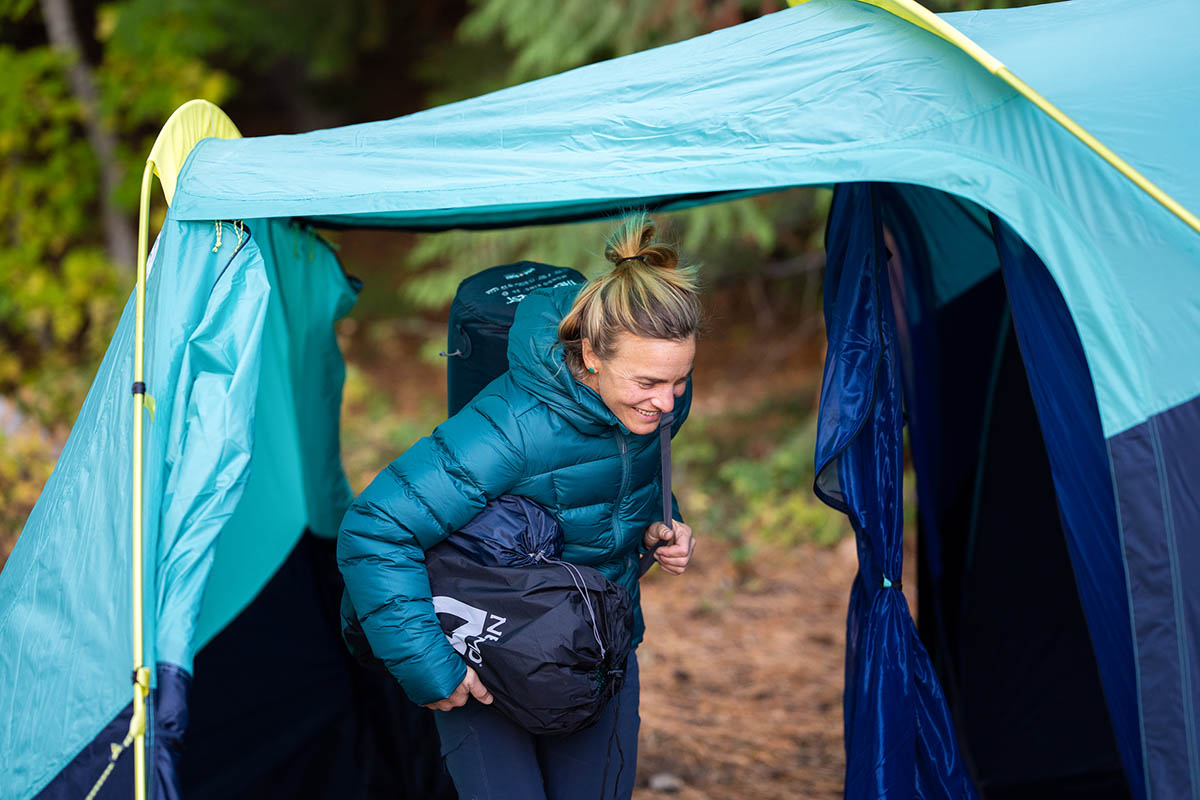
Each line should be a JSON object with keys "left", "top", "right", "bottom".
{"left": 3, "top": 0, "right": 1199, "bottom": 798}
{"left": 820, "top": 182, "right": 1147, "bottom": 798}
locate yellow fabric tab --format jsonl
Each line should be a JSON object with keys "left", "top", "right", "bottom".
{"left": 144, "top": 394, "right": 156, "bottom": 421}
{"left": 146, "top": 99, "right": 242, "bottom": 207}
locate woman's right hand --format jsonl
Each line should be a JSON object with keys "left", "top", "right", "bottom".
{"left": 422, "top": 665, "right": 494, "bottom": 711}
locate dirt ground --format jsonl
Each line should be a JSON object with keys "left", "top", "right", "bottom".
{"left": 632, "top": 537, "right": 854, "bottom": 800}
{"left": 633, "top": 532, "right": 921, "bottom": 800}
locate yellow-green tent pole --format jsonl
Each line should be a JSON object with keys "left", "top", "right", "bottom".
{"left": 127, "top": 98, "right": 241, "bottom": 800}
{"left": 790, "top": 0, "right": 1200, "bottom": 236}
{"left": 130, "top": 161, "right": 153, "bottom": 800}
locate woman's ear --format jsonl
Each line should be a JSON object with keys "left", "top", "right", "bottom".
{"left": 581, "top": 338, "right": 596, "bottom": 372}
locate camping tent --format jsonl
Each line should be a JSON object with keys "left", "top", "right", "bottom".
{"left": 2, "top": 0, "right": 1198, "bottom": 797}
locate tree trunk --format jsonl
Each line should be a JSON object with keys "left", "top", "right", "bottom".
{"left": 40, "top": 0, "right": 136, "bottom": 273}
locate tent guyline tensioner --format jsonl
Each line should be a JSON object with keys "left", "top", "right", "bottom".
{"left": 82, "top": 666, "right": 150, "bottom": 800}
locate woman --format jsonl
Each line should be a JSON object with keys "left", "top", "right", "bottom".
{"left": 338, "top": 214, "right": 699, "bottom": 799}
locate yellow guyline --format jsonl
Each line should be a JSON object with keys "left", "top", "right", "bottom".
{"left": 128, "top": 99, "right": 240, "bottom": 800}
{"left": 790, "top": 0, "right": 1200, "bottom": 236}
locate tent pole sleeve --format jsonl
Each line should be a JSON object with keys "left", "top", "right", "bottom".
{"left": 131, "top": 160, "right": 153, "bottom": 800}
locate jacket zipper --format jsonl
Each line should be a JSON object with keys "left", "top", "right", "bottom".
{"left": 612, "top": 428, "right": 631, "bottom": 553}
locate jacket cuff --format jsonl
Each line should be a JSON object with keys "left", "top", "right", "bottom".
{"left": 394, "top": 651, "right": 468, "bottom": 706}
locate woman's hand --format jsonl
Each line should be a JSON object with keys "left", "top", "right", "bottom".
{"left": 422, "top": 666, "right": 494, "bottom": 711}
{"left": 643, "top": 520, "right": 696, "bottom": 575}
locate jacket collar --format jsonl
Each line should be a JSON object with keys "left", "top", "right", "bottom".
{"left": 507, "top": 285, "right": 629, "bottom": 435}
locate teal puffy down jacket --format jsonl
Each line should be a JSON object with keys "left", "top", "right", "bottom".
{"left": 337, "top": 284, "right": 690, "bottom": 704}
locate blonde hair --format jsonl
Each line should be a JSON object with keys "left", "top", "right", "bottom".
{"left": 559, "top": 213, "right": 701, "bottom": 377}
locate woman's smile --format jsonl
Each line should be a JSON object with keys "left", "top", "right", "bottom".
{"left": 582, "top": 331, "right": 695, "bottom": 434}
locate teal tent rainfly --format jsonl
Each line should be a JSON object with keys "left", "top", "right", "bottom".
{"left": 2, "top": 0, "right": 1198, "bottom": 798}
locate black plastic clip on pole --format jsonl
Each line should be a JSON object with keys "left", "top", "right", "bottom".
{"left": 638, "top": 410, "right": 675, "bottom": 577}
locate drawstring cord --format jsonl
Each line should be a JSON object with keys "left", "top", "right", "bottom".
{"left": 527, "top": 548, "right": 627, "bottom": 797}
{"left": 532, "top": 552, "right": 605, "bottom": 658}
{"left": 600, "top": 686, "right": 625, "bottom": 800}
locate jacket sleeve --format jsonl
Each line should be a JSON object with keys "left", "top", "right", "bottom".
{"left": 336, "top": 393, "right": 526, "bottom": 704}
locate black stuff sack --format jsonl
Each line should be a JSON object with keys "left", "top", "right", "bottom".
{"left": 341, "top": 495, "right": 634, "bottom": 736}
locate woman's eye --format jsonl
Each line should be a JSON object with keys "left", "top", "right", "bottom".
{"left": 638, "top": 382, "right": 654, "bottom": 389}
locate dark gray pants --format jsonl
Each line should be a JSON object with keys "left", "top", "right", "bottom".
{"left": 433, "top": 653, "right": 640, "bottom": 800}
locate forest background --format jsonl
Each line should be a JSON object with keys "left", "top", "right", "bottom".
{"left": 0, "top": 0, "right": 1044, "bottom": 573}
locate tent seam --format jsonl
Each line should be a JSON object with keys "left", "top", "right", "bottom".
{"left": 1106, "top": 437, "right": 1152, "bottom": 800}
{"left": 1148, "top": 415, "right": 1200, "bottom": 798}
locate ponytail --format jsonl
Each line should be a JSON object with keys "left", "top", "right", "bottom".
{"left": 559, "top": 213, "right": 701, "bottom": 377}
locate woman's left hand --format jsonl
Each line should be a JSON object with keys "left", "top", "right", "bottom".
{"left": 643, "top": 520, "right": 695, "bottom": 575}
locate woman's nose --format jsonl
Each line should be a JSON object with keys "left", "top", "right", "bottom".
{"left": 651, "top": 387, "right": 675, "bottom": 412}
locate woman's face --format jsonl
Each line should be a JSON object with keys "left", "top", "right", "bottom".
{"left": 582, "top": 331, "right": 695, "bottom": 435}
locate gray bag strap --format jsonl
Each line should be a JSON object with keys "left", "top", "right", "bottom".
{"left": 638, "top": 410, "right": 675, "bottom": 577}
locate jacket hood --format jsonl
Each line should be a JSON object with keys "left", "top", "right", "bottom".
{"left": 507, "top": 285, "right": 622, "bottom": 435}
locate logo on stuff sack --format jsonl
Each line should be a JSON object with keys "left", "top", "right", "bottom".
{"left": 433, "top": 596, "right": 506, "bottom": 666}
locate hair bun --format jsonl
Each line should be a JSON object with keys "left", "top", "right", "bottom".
{"left": 557, "top": 211, "right": 701, "bottom": 380}
{"left": 604, "top": 215, "right": 679, "bottom": 270}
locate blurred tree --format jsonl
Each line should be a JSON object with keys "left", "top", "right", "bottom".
{"left": 39, "top": 0, "right": 133, "bottom": 269}
{"left": 0, "top": 0, "right": 230, "bottom": 425}
{"left": 359, "top": 0, "right": 1048, "bottom": 328}
{"left": 103, "top": 0, "right": 466, "bottom": 134}
{"left": 0, "top": 0, "right": 464, "bottom": 422}
{"left": 459, "top": 0, "right": 780, "bottom": 85}
{"left": 0, "top": 0, "right": 472, "bottom": 556}
{"left": 394, "top": 0, "right": 833, "bottom": 331}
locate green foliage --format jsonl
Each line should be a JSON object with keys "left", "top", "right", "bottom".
{"left": 0, "top": 426, "right": 59, "bottom": 565}
{"left": 397, "top": 191, "right": 828, "bottom": 323}
{"left": 715, "top": 416, "right": 847, "bottom": 549}
{"left": 338, "top": 362, "right": 444, "bottom": 492}
{"left": 0, "top": 2, "right": 231, "bottom": 428}
{"left": 459, "top": 0, "right": 777, "bottom": 83}
{"left": 105, "top": 0, "right": 388, "bottom": 83}
{"left": 395, "top": 1, "right": 828, "bottom": 323}
{"left": 672, "top": 398, "right": 850, "bottom": 580}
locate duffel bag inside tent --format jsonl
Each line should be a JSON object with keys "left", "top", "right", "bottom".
{"left": 2, "top": 0, "right": 1198, "bottom": 798}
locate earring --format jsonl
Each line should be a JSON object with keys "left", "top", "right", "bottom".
{"left": 587, "top": 366, "right": 597, "bottom": 374}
